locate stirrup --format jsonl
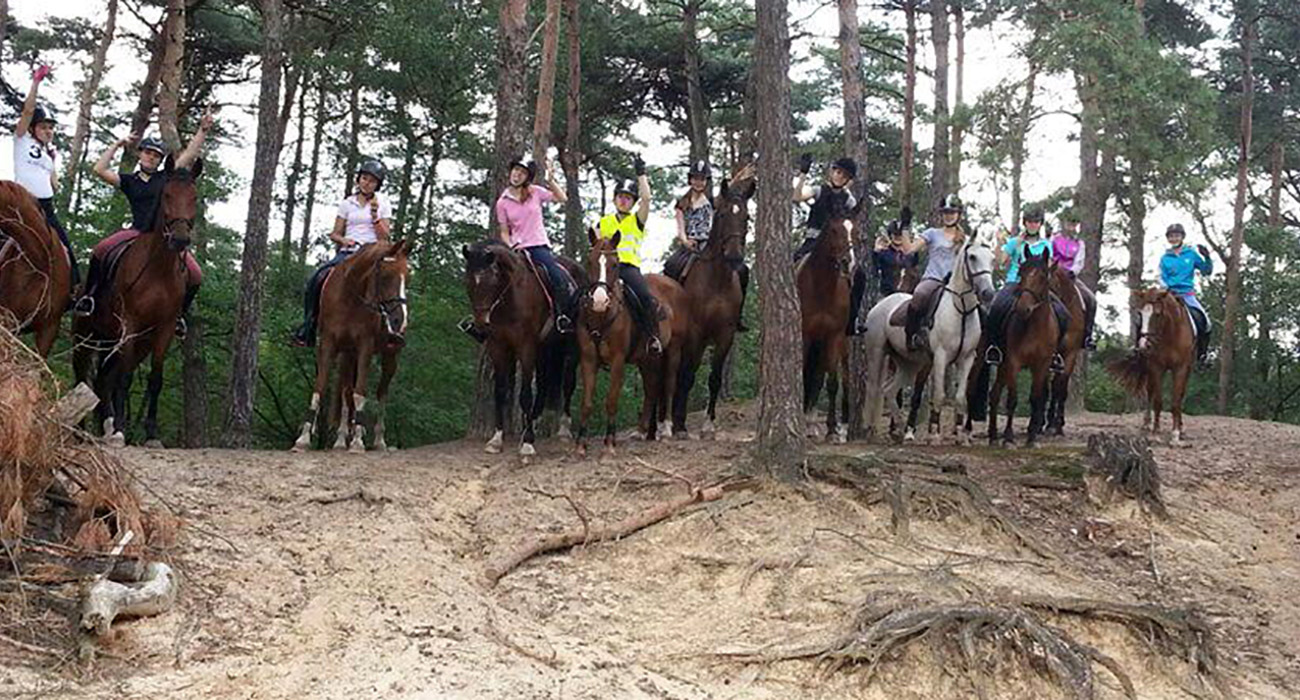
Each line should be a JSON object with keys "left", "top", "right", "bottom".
{"left": 175, "top": 317, "right": 188, "bottom": 341}
{"left": 555, "top": 314, "right": 574, "bottom": 335}
{"left": 457, "top": 316, "right": 476, "bottom": 335}
{"left": 1084, "top": 336, "right": 1097, "bottom": 350}
{"left": 1050, "top": 353, "right": 1065, "bottom": 373}
{"left": 907, "top": 331, "right": 927, "bottom": 351}
{"left": 73, "top": 296, "right": 95, "bottom": 317}
{"left": 984, "top": 345, "right": 1003, "bottom": 365}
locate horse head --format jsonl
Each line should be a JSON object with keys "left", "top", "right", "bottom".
{"left": 817, "top": 195, "right": 865, "bottom": 274}
{"left": 712, "top": 177, "right": 754, "bottom": 265}
{"left": 374, "top": 240, "right": 412, "bottom": 347}
{"left": 156, "top": 154, "right": 203, "bottom": 252}
{"left": 585, "top": 227, "right": 622, "bottom": 314}
{"left": 1134, "top": 287, "right": 1177, "bottom": 351}
{"left": 462, "top": 240, "right": 514, "bottom": 334}
{"left": 958, "top": 239, "right": 996, "bottom": 306}
{"left": 1014, "top": 248, "right": 1052, "bottom": 318}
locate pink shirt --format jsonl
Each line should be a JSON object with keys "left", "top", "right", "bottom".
{"left": 495, "top": 187, "right": 555, "bottom": 249}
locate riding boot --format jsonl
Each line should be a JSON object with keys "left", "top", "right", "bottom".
{"left": 292, "top": 273, "right": 324, "bottom": 347}
{"left": 640, "top": 297, "right": 664, "bottom": 354}
{"left": 175, "top": 285, "right": 199, "bottom": 340}
{"left": 553, "top": 277, "right": 576, "bottom": 335}
{"left": 846, "top": 265, "right": 868, "bottom": 336}
{"left": 1196, "top": 329, "right": 1211, "bottom": 367}
{"left": 905, "top": 307, "right": 926, "bottom": 351}
{"left": 736, "top": 262, "right": 750, "bottom": 332}
{"left": 74, "top": 256, "right": 103, "bottom": 316}
{"left": 792, "top": 234, "right": 817, "bottom": 264}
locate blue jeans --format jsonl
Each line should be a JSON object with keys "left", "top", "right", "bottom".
{"left": 522, "top": 245, "right": 575, "bottom": 318}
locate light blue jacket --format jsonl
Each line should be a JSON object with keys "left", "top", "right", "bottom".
{"left": 1003, "top": 236, "right": 1052, "bottom": 284}
{"left": 1159, "top": 246, "right": 1211, "bottom": 294}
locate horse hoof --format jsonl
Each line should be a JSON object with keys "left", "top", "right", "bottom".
{"left": 674, "top": 430, "right": 690, "bottom": 442}
{"left": 520, "top": 442, "right": 536, "bottom": 457}
{"left": 658, "top": 422, "right": 672, "bottom": 439}
{"left": 830, "top": 431, "right": 847, "bottom": 445}
{"left": 903, "top": 428, "right": 916, "bottom": 443}
{"left": 334, "top": 439, "right": 349, "bottom": 451}
{"left": 349, "top": 443, "right": 366, "bottom": 455}
{"left": 144, "top": 439, "right": 164, "bottom": 449}
{"left": 556, "top": 425, "right": 572, "bottom": 440}
{"left": 373, "top": 440, "right": 388, "bottom": 452}
{"left": 484, "top": 443, "right": 502, "bottom": 455}
{"left": 107, "top": 433, "right": 126, "bottom": 448}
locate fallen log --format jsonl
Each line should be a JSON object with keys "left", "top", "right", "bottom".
{"left": 80, "top": 561, "right": 178, "bottom": 637}
{"left": 484, "top": 485, "right": 727, "bottom": 585}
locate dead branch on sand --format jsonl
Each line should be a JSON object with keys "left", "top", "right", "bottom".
{"left": 1085, "top": 434, "right": 1167, "bottom": 518}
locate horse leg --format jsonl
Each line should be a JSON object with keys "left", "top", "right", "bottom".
{"left": 803, "top": 340, "right": 827, "bottom": 438}
{"left": 1150, "top": 370, "right": 1164, "bottom": 436}
{"left": 953, "top": 353, "right": 977, "bottom": 446}
{"left": 348, "top": 344, "right": 374, "bottom": 453}
{"left": 674, "top": 346, "right": 702, "bottom": 439}
{"left": 143, "top": 339, "right": 168, "bottom": 448}
{"left": 371, "top": 351, "right": 398, "bottom": 451}
{"left": 517, "top": 347, "right": 538, "bottom": 457}
{"left": 1002, "top": 362, "right": 1019, "bottom": 446}
{"left": 557, "top": 341, "right": 577, "bottom": 440}
{"left": 295, "top": 338, "right": 334, "bottom": 451}
{"left": 639, "top": 362, "right": 661, "bottom": 441}
{"left": 485, "top": 347, "right": 513, "bottom": 454}
{"left": 705, "top": 338, "right": 734, "bottom": 438}
{"left": 906, "top": 368, "right": 927, "bottom": 443}
{"left": 825, "top": 355, "right": 841, "bottom": 444}
{"left": 333, "top": 354, "right": 355, "bottom": 451}
{"left": 1170, "top": 363, "right": 1191, "bottom": 446}
{"left": 604, "top": 359, "right": 627, "bottom": 455}
{"left": 928, "top": 351, "right": 949, "bottom": 445}
{"left": 34, "top": 321, "right": 58, "bottom": 358}
{"left": 1026, "top": 364, "right": 1049, "bottom": 448}
{"left": 94, "top": 351, "right": 123, "bottom": 445}
{"left": 660, "top": 347, "right": 681, "bottom": 439}
{"left": 576, "top": 354, "right": 597, "bottom": 457}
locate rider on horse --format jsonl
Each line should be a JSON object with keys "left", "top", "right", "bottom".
{"left": 985, "top": 207, "right": 1068, "bottom": 365}
{"left": 873, "top": 206, "right": 920, "bottom": 296}
{"left": 1050, "top": 208, "right": 1097, "bottom": 349}
{"left": 292, "top": 158, "right": 392, "bottom": 347}
{"left": 1159, "top": 223, "right": 1213, "bottom": 365}
{"left": 78, "top": 106, "right": 215, "bottom": 338}
{"left": 899, "top": 194, "right": 967, "bottom": 351}
{"left": 488, "top": 158, "right": 576, "bottom": 340}
{"left": 664, "top": 159, "right": 752, "bottom": 332}
{"left": 792, "top": 153, "right": 867, "bottom": 336}
{"left": 13, "top": 65, "right": 79, "bottom": 286}
{"left": 597, "top": 154, "right": 664, "bottom": 354}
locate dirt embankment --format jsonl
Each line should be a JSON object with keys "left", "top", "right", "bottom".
{"left": 3, "top": 410, "right": 1298, "bottom": 699}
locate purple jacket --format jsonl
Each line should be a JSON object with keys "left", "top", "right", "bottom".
{"left": 1052, "top": 235, "right": 1084, "bottom": 275}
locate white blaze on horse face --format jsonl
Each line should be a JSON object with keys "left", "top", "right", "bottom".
{"left": 310, "top": 392, "right": 320, "bottom": 411}
{"left": 592, "top": 258, "right": 610, "bottom": 311}
{"left": 1138, "top": 303, "right": 1154, "bottom": 350}
{"left": 731, "top": 203, "right": 741, "bottom": 215}
{"left": 399, "top": 274, "right": 409, "bottom": 333}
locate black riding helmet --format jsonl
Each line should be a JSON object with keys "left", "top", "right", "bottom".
{"left": 939, "top": 193, "right": 964, "bottom": 215}
{"left": 30, "top": 104, "right": 56, "bottom": 128}
{"left": 885, "top": 206, "right": 913, "bottom": 237}
{"left": 1022, "top": 207, "right": 1045, "bottom": 224}
{"left": 688, "top": 159, "right": 711, "bottom": 179}
{"left": 508, "top": 158, "right": 536, "bottom": 184}
{"left": 1166, "top": 223, "right": 1186, "bottom": 238}
{"left": 614, "top": 180, "right": 637, "bottom": 199}
{"left": 357, "top": 158, "right": 387, "bottom": 188}
{"left": 831, "top": 157, "right": 858, "bottom": 180}
{"left": 138, "top": 136, "right": 169, "bottom": 157}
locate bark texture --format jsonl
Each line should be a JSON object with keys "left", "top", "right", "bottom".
{"left": 839, "top": 0, "right": 874, "bottom": 437}
{"left": 532, "top": 0, "right": 562, "bottom": 168}
{"left": 65, "top": 0, "right": 118, "bottom": 196}
{"left": 1218, "top": 13, "right": 1255, "bottom": 413}
{"left": 156, "top": 0, "right": 187, "bottom": 151}
{"left": 929, "top": 0, "right": 951, "bottom": 216}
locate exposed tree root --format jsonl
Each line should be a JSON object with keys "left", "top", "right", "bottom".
{"left": 1085, "top": 434, "right": 1167, "bottom": 518}
{"left": 725, "top": 592, "right": 1222, "bottom": 700}
{"left": 807, "top": 453, "right": 1055, "bottom": 560}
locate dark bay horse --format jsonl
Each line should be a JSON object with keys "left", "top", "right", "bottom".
{"left": 671, "top": 176, "right": 752, "bottom": 438}
{"left": 796, "top": 200, "right": 863, "bottom": 442}
{"left": 968, "top": 249, "right": 1059, "bottom": 447}
{"left": 462, "top": 240, "right": 584, "bottom": 456}
{"left": 73, "top": 156, "right": 201, "bottom": 447}
{"left": 1046, "top": 266, "right": 1087, "bottom": 435}
{"left": 292, "top": 240, "right": 411, "bottom": 452}
{"left": 1109, "top": 287, "right": 1196, "bottom": 445}
{"left": 0, "top": 181, "right": 71, "bottom": 355}
{"left": 575, "top": 230, "right": 690, "bottom": 456}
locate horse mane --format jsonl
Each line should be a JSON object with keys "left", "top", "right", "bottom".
{"left": 0, "top": 181, "right": 56, "bottom": 267}
{"left": 342, "top": 241, "right": 399, "bottom": 287}
{"left": 465, "top": 239, "right": 517, "bottom": 272}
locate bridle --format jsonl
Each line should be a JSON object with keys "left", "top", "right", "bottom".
{"left": 944, "top": 242, "right": 991, "bottom": 316}
{"left": 581, "top": 250, "right": 623, "bottom": 342}
{"left": 360, "top": 253, "right": 409, "bottom": 340}
{"left": 460, "top": 259, "right": 511, "bottom": 335}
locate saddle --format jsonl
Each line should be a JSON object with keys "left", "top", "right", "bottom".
{"left": 1177, "top": 297, "right": 1209, "bottom": 337}
{"left": 97, "top": 235, "right": 141, "bottom": 301}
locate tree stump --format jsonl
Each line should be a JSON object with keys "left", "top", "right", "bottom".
{"left": 1084, "top": 434, "right": 1167, "bottom": 518}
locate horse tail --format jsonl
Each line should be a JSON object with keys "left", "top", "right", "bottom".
{"left": 968, "top": 358, "right": 991, "bottom": 422}
{"left": 1107, "top": 351, "right": 1150, "bottom": 398}
{"left": 538, "top": 337, "right": 567, "bottom": 411}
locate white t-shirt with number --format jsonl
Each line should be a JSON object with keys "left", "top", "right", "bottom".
{"left": 336, "top": 193, "right": 392, "bottom": 245}
{"left": 13, "top": 134, "right": 56, "bottom": 200}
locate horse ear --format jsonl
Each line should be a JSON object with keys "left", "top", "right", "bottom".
{"left": 719, "top": 178, "right": 730, "bottom": 199}
{"left": 735, "top": 175, "right": 756, "bottom": 200}
{"left": 190, "top": 157, "right": 204, "bottom": 179}
{"left": 164, "top": 153, "right": 176, "bottom": 173}
{"left": 587, "top": 227, "right": 598, "bottom": 246}
{"left": 395, "top": 239, "right": 413, "bottom": 257}
{"left": 899, "top": 206, "right": 912, "bottom": 229}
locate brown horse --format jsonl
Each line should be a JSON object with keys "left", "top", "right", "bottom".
{"left": 969, "top": 249, "right": 1059, "bottom": 447}
{"left": 575, "top": 230, "right": 689, "bottom": 456}
{"left": 0, "top": 181, "right": 71, "bottom": 355}
{"left": 671, "top": 176, "right": 752, "bottom": 438}
{"left": 1046, "top": 266, "right": 1087, "bottom": 435}
{"left": 292, "top": 240, "right": 411, "bottom": 452}
{"left": 1109, "top": 287, "right": 1196, "bottom": 445}
{"left": 796, "top": 200, "right": 862, "bottom": 442}
{"left": 73, "top": 156, "right": 201, "bottom": 447}
{"left": 461, "top": 240, "right": 584, "bottom": 456}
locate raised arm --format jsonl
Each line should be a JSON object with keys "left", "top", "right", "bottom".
{"left": 93, "top": 134, "right": 136, "bottom": 187}
{"left": 792, "top": 153, "right": 814, "bottom": 203}
{"left": 1195, "top": 245, "right": 1213, "bottom": 275}
{"left": 176, "top": 106, "right": 215, "bottom": 169}
{"left": 15, "top": 67, "right": 50, "bottom": 137}
{"left": 634, "top": 154, "right": 650, "bottom": 225}
{"left": 543, "top": 160, "right": 567, "bottom": 205}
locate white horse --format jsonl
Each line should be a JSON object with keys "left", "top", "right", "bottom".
{"left": 863, "top": 239, "right": 996, "bottom": 443}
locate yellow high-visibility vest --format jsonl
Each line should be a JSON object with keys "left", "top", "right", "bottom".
{"left": 598, "top": 212, "right": 645, "bottom": 267}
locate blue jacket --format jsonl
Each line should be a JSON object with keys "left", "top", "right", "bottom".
{"left": 1159, "top": 246, "right": 1211, "bottom": 294}
{"left": 1003, "top": 237, "right": 1052, "bottom": 284}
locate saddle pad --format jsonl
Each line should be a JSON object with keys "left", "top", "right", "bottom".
{"left": 889, "top": 301, "right": 909, "bottom": 327}
{"left": 99, "top": 237, "right": 140, "bottom": 299}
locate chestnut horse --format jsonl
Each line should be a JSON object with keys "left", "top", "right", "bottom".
{"left": 968, "top": 249, "right": 1059, "bottom": 447}
{"left": 796, "top": 199, "right": 862, "bottom": 442}
{"left": 1046, "top": 265, "right": 1087, "bottom": 435}
{"left": 0, "top": 181, "right": 71, "bottom": 355}
{"left": 461, "top": 240, "right": 584, "bottom": 456}
{"left": 292, "top": 240, "right": 411, "bottom": 452}
{"left": 73, "top": 156, "right": 201, "bottom": 447}
{"left": 671, "top": 176, "right": 752, "bottom": 438}
{"left": 1109, "top": 287, "right": 1196, "bottom": 445}
{"left": 575, "top": 230, "right": 689, "bottom": 456}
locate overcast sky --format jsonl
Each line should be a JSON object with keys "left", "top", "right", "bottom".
{"left": 7, "top": 0, "right": 1238, "bottom": 332}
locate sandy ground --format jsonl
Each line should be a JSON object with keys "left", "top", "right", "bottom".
{"left": 2, "top": 408, "right": 1298, "bottom": 699}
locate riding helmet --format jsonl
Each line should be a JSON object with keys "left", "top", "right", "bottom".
{"left": 832, "top": 157, "right": 858, "bottom": 180}
{"left": 357, "top": 158, "right": 388, "bottom": 188}
{"left": 508, "top": 158, "right": 536, "bottom": 184}
{"left": 30, "top": 104, "right": 57, "bottom": 128}
{"left": 614, "top": 180, "right": 637, "bottom": 199}
{"left": 1022, "top": 207, "right": 1045, "bottom": 224}
{"left": 138, "top": 136, "right": 170, "bottom": 157}
{"left": 885, "top": 206, "right": 913, "bottom": 237}
{"left": 1061, "top": 206, "right": 1081, "bottom": 223}
{"left": 1166, "top": 223, "right": 1186, "bottom": 237}
{"left": 939, "top": 193, "right": 964, "bottom": 214}
{"left": 688, "top": 159, "right": 711, "bottom": 179}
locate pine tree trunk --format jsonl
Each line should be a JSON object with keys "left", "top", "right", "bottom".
{"left": 929, "top": 0, "right": 950, "bottom": 216}
{"left": 181, "top": 217, "right": 209, "bottom": 447}
{"left": 65, "top": 0, "right": 118, "bottom": 198}
{"left": 156, "top": 0, "right": 186, "bottom": 151}
{"left": 1255, "top": 139, "right": 1283, "bottom": 417}
{"left": 121, "top": 30, "right": 167, "bottom": 170}
{"left": 281, "top": 83, "right": 307, "bottom": 264}
{"left": 1010, "top": 64, "right": 1038, "bottom": 235}
{"left": 683, "top": 0, "right": 709, "bottom": 165}
{"left": 1075, "top": 71, "right": 1103, "bottom": 291}
{"left": 900, "top": 0, "right": 916, "bottom": 206}
{"left": 1218, "top": 13, "right": 1255, "bottom": 414}
{"left": 949, "top": 1, "right": 964, "bottom": 192}
{"left": 1126, "top": 161, "right": 1147, "bottom": 342}
{"left": 343, "top": 73, "right": 360, "bottom": 195}
{"left": 562, "top": 0, "right": 583, "bottom": 258}
{"left": 223, "top": 0, "right": 287, "bottom": 447}
{"left": 0, "top": 0, "right": 8, "bottom": 51}
{"left": 533, "top": 0, "right": 561, "bottom": 168}
{"left": 839, "top": 0, "right": 874, "bottom": 438}
{"left": 299, "top": 82, "right": 327, "bottom": 267}
{"left": 472, "top": 0, "right": 533, "bottom": 439}
{"left": 394, "top": 119, "right": 418, "bottom": 232}
{"left": 753, "top": 0, "right": 805, "bottom": 478}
